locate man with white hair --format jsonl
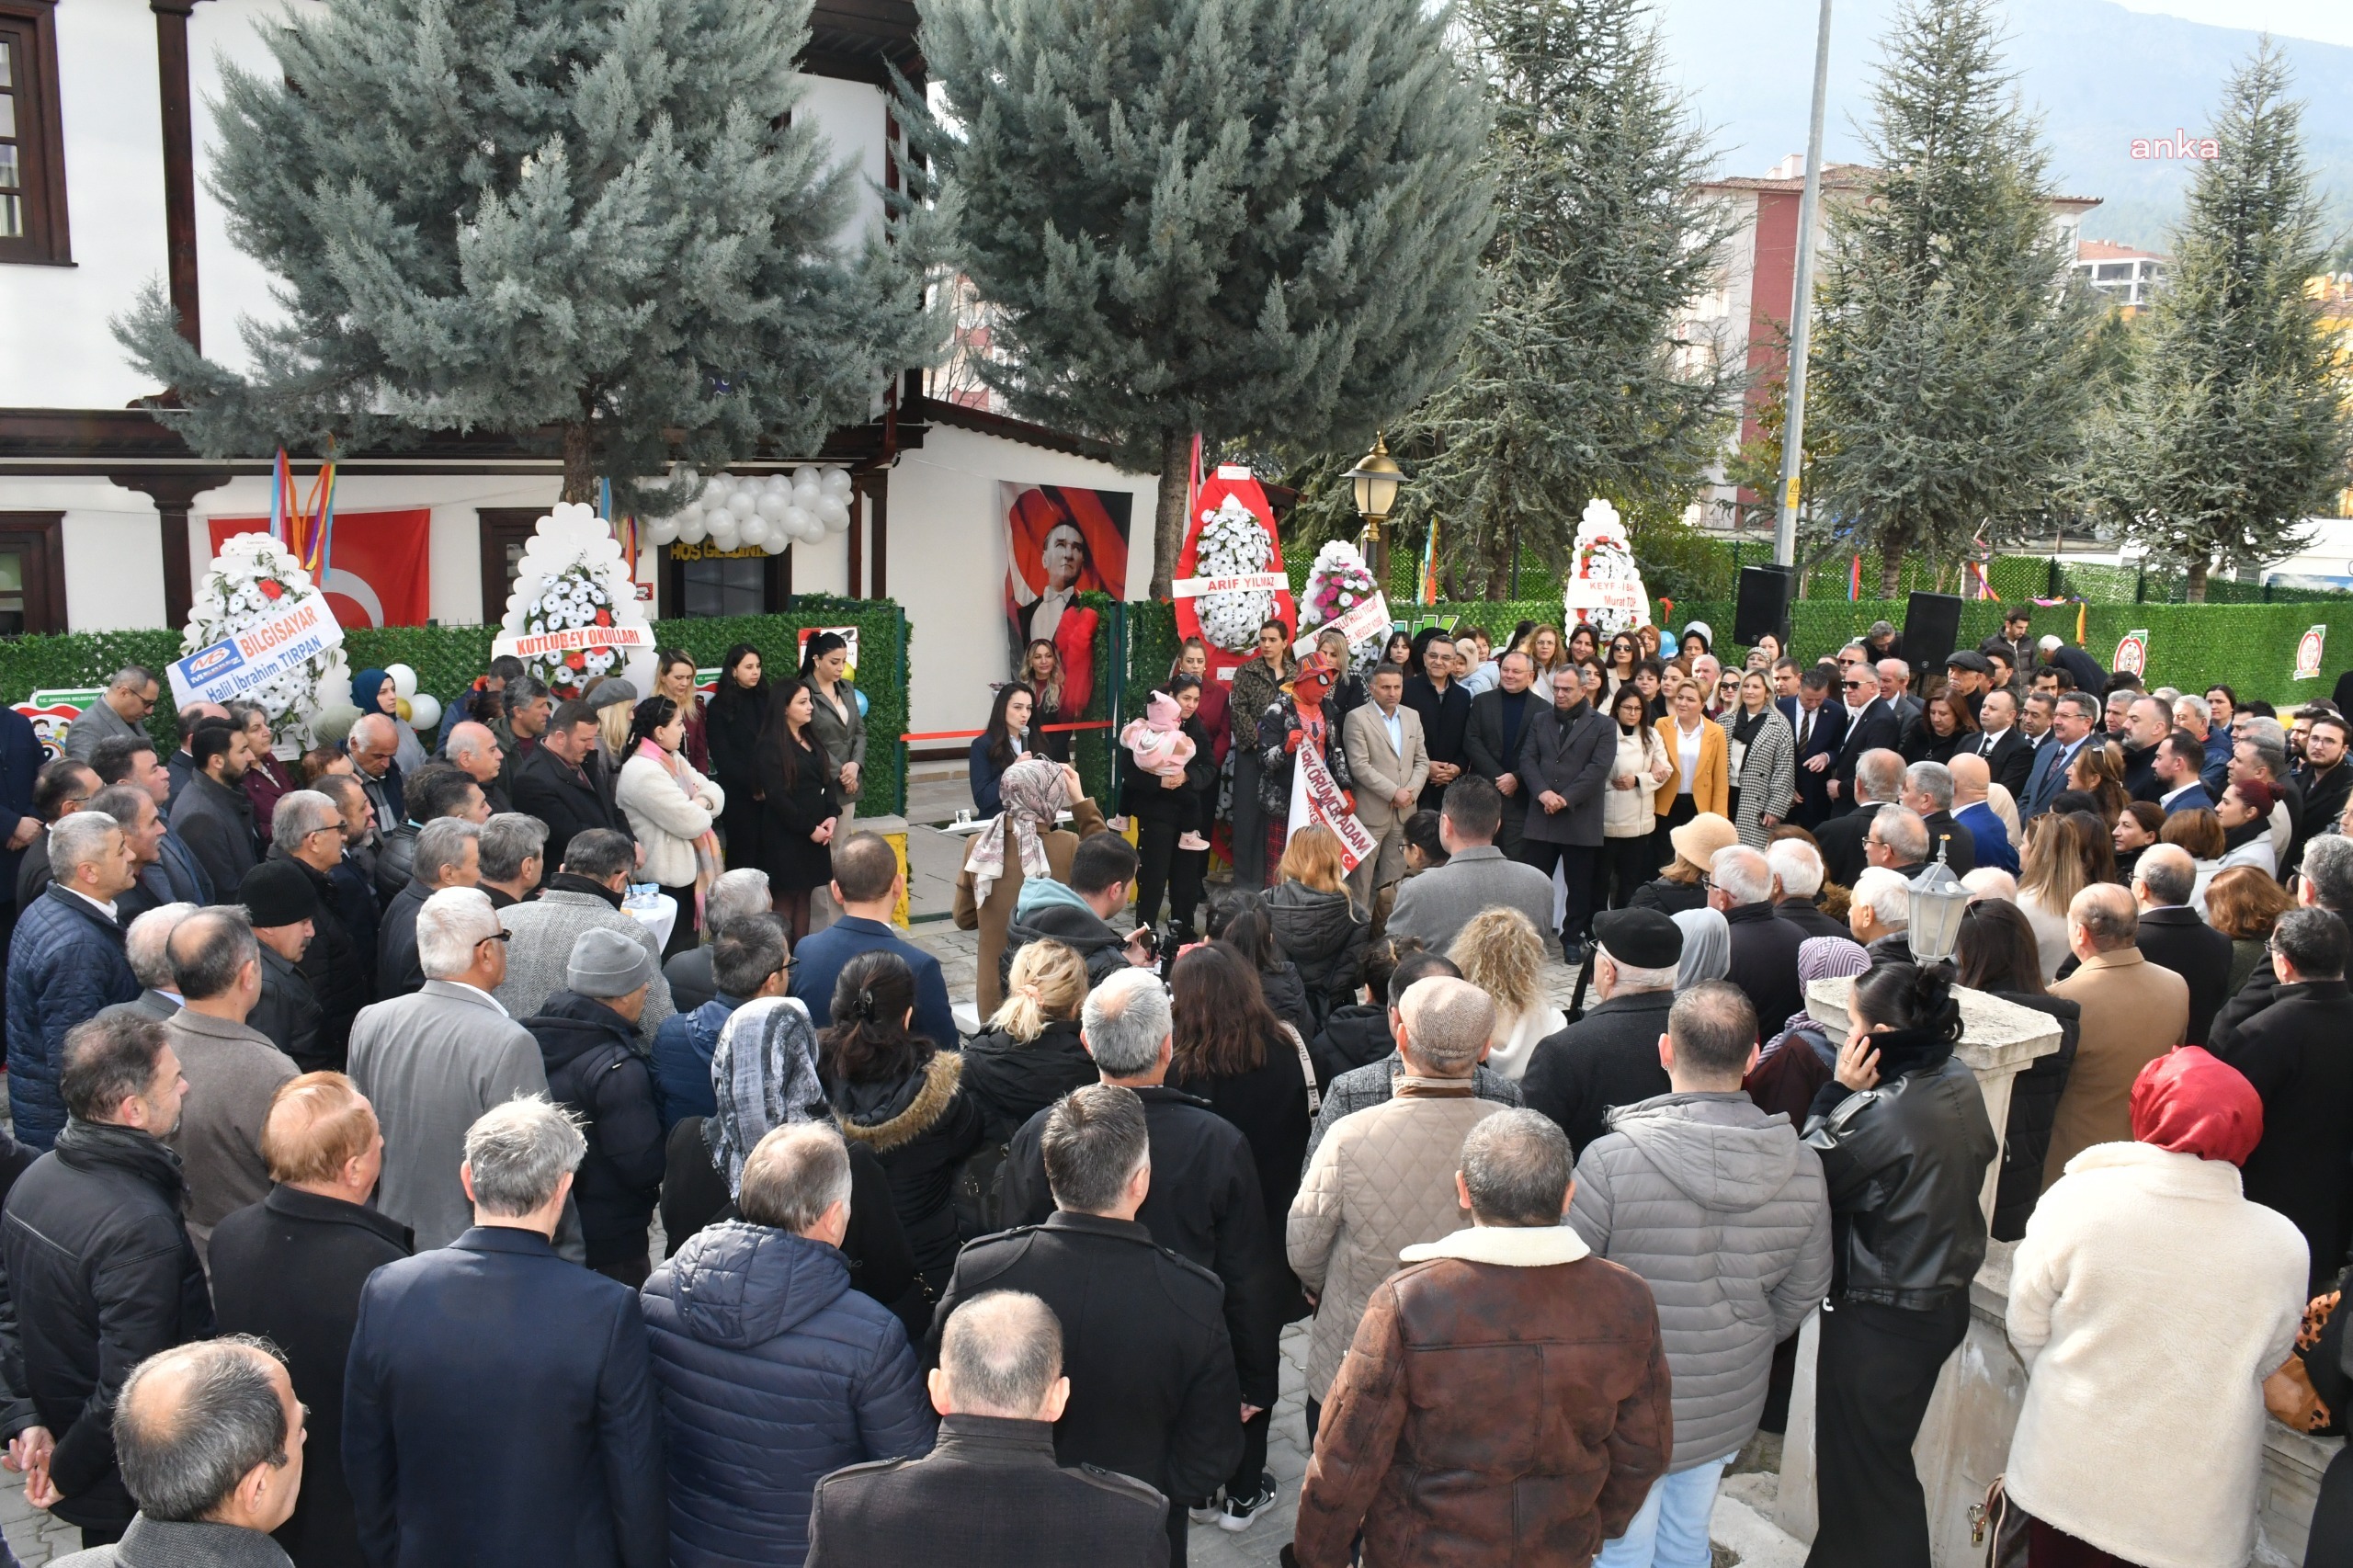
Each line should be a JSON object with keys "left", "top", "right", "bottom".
{"left": 474, "top": 811, "right": 548, "bottom": 912}
{"left": 97, "top": 903, "right": 198, "bottom": 1025}
{"left": 344, "top": 713, "right": 405, "bottom": 854}
{"left": 345, "top": 1097, "right": 664, "bottom": 1568}
{"left": 1877, "top": 658, "right": 1922, "bottom": 732}
{"left": 1766, "top": 838, "right": 1844, "bottom": 939}
{"left": 1846, "top": 866, "right": 1913, "bottom": 962}
{"left": 1291, "top": 976, "right": 1509, "bottom": 1450}
{"left": 1817, "top": 748, "right": 1903, "bottom": 883}
{"left": 444, "top": 720, "right": 512, "bottom": 815}
{"left": 6, "top": 810, "right": 142, "bottom": 1147}
{"left": 1523, "top": 908, "right": 1682, "bottom": 1155}
{"left": 661, "top": 866, "right": 770, "bottom": 1013}
{"left": 1948, "top": 754, "right": 2017, "bottom": 876}
{"left": 347, "top": 888, "right": 551, "bottom": 1248}
{"left": 1865, "top": 802, "right": 1932, "bottom": 879}
{"left": 2128, "top": 843, "right": 2234, "bottom": 1047}
{"left": 1962, "top": 868, "right": 2019, "bottom": 903}
{"left": 1713, "top": 844, "right": 1807, "bottom": 1032}
{"left": 2046, "top": 884, "right": 2188, "bottom": 1181}
{"left": 1899, "top": 759, "right": 1975, "bottom": 875}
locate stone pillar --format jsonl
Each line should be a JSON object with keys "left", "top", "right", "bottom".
{"left": 1775, "top": 978, "right": 2064, "bottom": 1559}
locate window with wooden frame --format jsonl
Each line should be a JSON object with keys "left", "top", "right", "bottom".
{"left": 0, "top": 2, "right": 70, "bottom": 266}
{"left": 0, "top": 514, "right": 69, "bottom": 634}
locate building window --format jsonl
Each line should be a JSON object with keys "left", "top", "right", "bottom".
{"left": 0, "top": 514, "right": 68, "bottom": 634}
{"left": 0, "top": 3, "right": 69, "bottom": 266}
{"left": 664, "top": 541, "right": 786, "bottom": 617}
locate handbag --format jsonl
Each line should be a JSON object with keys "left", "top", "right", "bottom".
{"left": 1967, "top": 1475, "right": 2029, "bottom": 1568}
{"left": 2267, "top": 1284, "right": 2345, "bottom": 1435}
{"left": 1279, "top": 1022, "right": 1323, "bottom": 1119}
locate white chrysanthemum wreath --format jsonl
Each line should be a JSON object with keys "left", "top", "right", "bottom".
{"left": 1301, "top": 539, "right": 1385, "bottom": 672}
{"left": 1194, "top": 494, "right": 1277, "bottom": 654}
{"left": 501, "top": 503, "right": 655, "bottom": 700}
{"left": 185, "top": 532, "right": 353, "bottom": 746}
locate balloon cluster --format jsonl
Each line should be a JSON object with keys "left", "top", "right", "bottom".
{"left": 185, "top": 532, "right": 354, "bottom": 748}
{"left": 378, "top": 664, "right": 442, "bottom": 733}
{"left": 641, "top": 466, "right": 856, "bottom": 553}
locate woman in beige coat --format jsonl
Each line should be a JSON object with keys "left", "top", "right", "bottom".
{"left": 952, "top": 757, "right": 1104, "bottom": 1016}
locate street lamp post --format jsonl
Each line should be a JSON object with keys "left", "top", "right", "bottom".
{"left": 1345, "top": 433, "right": 1404, "bottom": 590}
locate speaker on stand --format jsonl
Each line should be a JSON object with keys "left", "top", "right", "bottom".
{"left": 1734, "top": 564, "right": 1795, "bottom": 649}
{"left": 1903, "top": 591, "right": 1965, "bottom": 678}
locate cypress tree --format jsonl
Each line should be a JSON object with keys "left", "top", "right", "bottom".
{"left": 2096, "top": 44, "right": 2353, "bottom": 601}
{"left": 1806, "top": 0, "right": 2097, "bottom": 597}
{"left": 915, "top": 0, "right": 1495, "bottom": 595}
{"left": 113, "top": 0, "right": 937, "bottom": 503}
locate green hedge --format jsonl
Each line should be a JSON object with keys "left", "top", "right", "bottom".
{"left": 0, "top": 599, "right": 914, "bottom": 816}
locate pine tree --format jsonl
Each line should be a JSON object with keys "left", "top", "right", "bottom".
{"left": 1390, "top": 0, "right": 1741, "bottom": 599}
{"left": 2095, "top": 44, "right": 2353, "bottom": 601}
{"left": 915, "top": 0, "right": 1495, "bottom": 596}
{"left": 1806, "top": 0, "right": 2098, "bottom": 597}
{"left": 113, "top": 0, "right": 937, "bottom": 504}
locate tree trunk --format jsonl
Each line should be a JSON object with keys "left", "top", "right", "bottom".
{"left": 1483, "top": 509, "right": 1512, "bottom": 600}
{"left": 1152, "top": 427, "right": 1191, "bottom": 600}
{"left": 562, "top": 419, "right": 597, "bottom": 504}
{"left": 2186, "top": 556, "right": 2210, "bottom": 603}
{"left": 1879, "top": 540, "right": 1903, "bottom": 600}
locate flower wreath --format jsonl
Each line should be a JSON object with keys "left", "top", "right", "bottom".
{"left": 184, "top": 532, "right": 353, "bottom": 744}
{"left": 1193, "top": 495, "right": 1278, "bottom": 654}
{"left": 1301, "top": 540, "right": 1386, "bottom": 672}
{"left": 518, "top": 562, "right": 625, "bottom": 699}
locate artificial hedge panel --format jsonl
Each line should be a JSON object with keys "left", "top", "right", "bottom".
{"left": 0, "top": 599, "right": 913, "bottom": 817}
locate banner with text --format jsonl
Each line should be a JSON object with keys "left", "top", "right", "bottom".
{"left": 492, "top": 623, "right": 656, "bottom": 662}
{"left": 1294, "top": 592, "right": 1392, "bottom": 659}
{"left": 1287, "top": 733, "right": 1376, "bottom": 873}
{"left": 169, "top": 589, "right": 345, "bottom": 708}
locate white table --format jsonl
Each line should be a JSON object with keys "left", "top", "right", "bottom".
{"left": 625, "top": 892, "right": 678, "bottom": 954}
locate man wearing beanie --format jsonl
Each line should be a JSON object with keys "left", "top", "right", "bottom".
{"left": 520, "top": 926, "right": 665, "bottom": 1283}
{"left": 241, "top": 859, "right": 330, "bottom": 1072}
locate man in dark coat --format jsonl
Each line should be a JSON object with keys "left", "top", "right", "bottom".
{"left": 1781, "top": 665, "right": 1848, "bottom": 829}
{"left": 88, "top": 737, "right": 213, "bottom": 915}
{"left": 6, "top": 813, "right": 142, "bottom": 1148}
{"left": 524, "top": 929, "right": 667, "bottom": 1284}
{"left": 793, "top": 834, "right": 961, "bottom": 1052}
{"left": 512, "top": 700, "right": 633, "bottom": 873}
{"left": 371, "top": 763, "right": 488, "bottom": 905}
{"left": 2036, "top": 635, "right": 2107, "bottom": 698}
{"left": 1402, "top": 640, "right": 1472, "bottom": 814}
{"left": 1899, "top": 760, "right": 1977, "bottom": 876}
{"left": 0, "top": 1012, "right": 211, "bottom": 1545}
{"left": 2209, "top": 906, "right": 2353, "bottom": 1291}
{"left": 269, "top": 790, "right": 373, "bottom": 1062}
{"left": 1814, "top": 750, "right": 1902, "bottom": 891}
{"left": 1765, "top": 839, "right": 1847, "bottom": 940}
{"left": 2128, "top": 846, "right": 2234, "bottom": 1048}
{"left": 343, "top": 1096, "right": 665, "bottom": 1568}
{"left": 0, "top": 700, "right": 42, "bottom": 1056}
{"left": 375, "top": 818, "right": 483, "bottom": 1001}
{"left": 2297, "top": 711, "right": 2353, "bottom": 853}
{"left": 1825, "top": 670, "right": 1903, "bottom": 814}
{"left": 344, "top": 714, "right": 404, "bottom": 864}
{"left": 928, "top": 1084, "right": 1240, "bottom": 1566}
{"left": 1713, "top": 846, "right": 1808, "bottom": 1040}
{"left": 241, "top": 861, "right": 329, "bottom": 1073}
{"left": 808, "top": 1290, "right": 1170, "bottom": 1568}
{"left": 167, "top": 721, "right": 260, "bottom": 905}
{"left": 1522, "top": 908, "right": 1680, "bottom": 1156}
{"left": 15, "top": 757, "right": 99, "bottom": 910}
{"left": 210, "top": 1074, "right": 414, "bottom": 1568}
{"left": 2214, "top": 835, "right": 2353, "bottom": 1056}
{"left": 1463, "top": 651, "right": 1540, "bottom": 857}
{"left": 1514, "top": 665, "right": 1615, "bottom": 960}
{"left": 642, "top": 1123, "right": 936, "bottom": 1568}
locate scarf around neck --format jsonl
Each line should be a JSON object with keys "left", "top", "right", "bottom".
{"left": 637, "top": 738, "right": 722, "bottom": 919}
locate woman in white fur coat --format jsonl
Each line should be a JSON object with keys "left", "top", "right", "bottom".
{"left": 2003, "top": 1043, "right": 2307, "bottom": 1568}
{"left": 616, "top": 695, "right": 725, "bottom": 959}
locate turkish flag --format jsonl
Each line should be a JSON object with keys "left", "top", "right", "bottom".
{"left": 208, "top": 509, "right": 432, "bottom": 628}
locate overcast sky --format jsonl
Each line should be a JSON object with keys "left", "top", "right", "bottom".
{"left": 2109, "top": 0, "right": 2353, "bottom": 45}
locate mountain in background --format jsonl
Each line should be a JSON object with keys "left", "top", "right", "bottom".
{"left": 1654, "top": 0, "right": 2353, "bottom": 255}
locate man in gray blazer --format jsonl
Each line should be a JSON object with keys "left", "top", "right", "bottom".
{"left": 1516, "top": 667, "right": 1616, "bottom": 962}
{"left": 61, "top": 667, "right": 159, "bottom": 763}
{"left": 1340, "top": 662, "right": 1429, "bottom": 903}
{"left": 1386, "top": 775, "right": 1559, "bottom": 954}
{"left": 349, "top": 887, "right": 551, "bottom": 1249}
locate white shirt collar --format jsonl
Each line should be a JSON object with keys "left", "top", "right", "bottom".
{"left": 1980, "top": 723, "right": 2010, "bottom": 743}
{"left": 59, "top": 886, "right": 119, "bottom": 922}
{"left": 440, "top": 980, "right": 508, "bottom": 1017}
{"left": 2161, "top": 780, "right": 2203, "bottom": 807}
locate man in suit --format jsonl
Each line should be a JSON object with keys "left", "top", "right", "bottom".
{"left": 1970, "top": 689, "right": 2034, "bottom": 799}
{"left": 347, "top": 887, "right": 552, "bottom": 1248}
{"left": 929, "top": 1084, "right": 1240, "bottom": 1564}
{"left": 2036, "top": 634, "right": 2106, "bottom": 697}
{"left": 1898, "top": 760, "right": 1976, "bottom": 876}
{"left": 346, "top": 714, "right": 406, "bottom": 858}
{"left": 808, "top": 1290, "right": 1170, "bottom": 1568}
{"left": 1815, "top": 750, "right": 1904, "bottom": 890}
{"left": 98, "top": 903, "right": 195, "bottom": 1028}
{"left": 344, "top": 1096, "right": 665, "bottom": 1568}
{"left": 2123, "top": 845, "right": 2234, "bottom": 1047}
{"left": 63, "top": 668, "right": 160, "bottom": 764}
{"left": 1782, "top": 665, "right": 1847, "bottom": 829}
{"left": 1826, "top": 667, "right": 1902, "bottom": 813}
{"left": 1876, "top": 659, "right": 1924, "bottom": 734}
{"left": 1949, "top": 755, "right": 2018, "bottom": 876}
{"left": 1386, "top": 775, "right": 1558, "bottom": 954}
{"left": 89, "top": 740, "right": 212, "bottom": 913}
{"left": 1766, "top": 838, "right": 1847, "bottom": 939}
{"left": 2153, "top": 730, "right": 2215, "bottom": 816}
{"left": 2046, "top": 884, "right": 2189, "bottom": 1186}
{"left": 1463, "top": 651, "right": 1541, "bottom": 857}
{"left": 1515, "top": 665, "right": 1616, "bottom": 961}
{"left": 376, "top": 817, "right": 484, "bottom": 1000}
{"left": 1341, "top": 662, "right": 1429, "bottom": 903}
{"left": 514, "top": 699, "right": 633, "bottom": 872}
{"left": 2022, "top": 691, "right": 2102, "bottom": 819}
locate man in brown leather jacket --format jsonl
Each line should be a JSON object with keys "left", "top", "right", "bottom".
{"left": 1288, "top": 1109, "right": 1671, "bottom": 1567}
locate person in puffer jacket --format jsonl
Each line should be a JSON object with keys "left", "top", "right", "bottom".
{"left": 6, "top": 816, "right": 142, "bottom": 1148}
{"left": 642, "top": 1122, "right": 936, "bottom": 1568}
{"left": 526, "top": 930, "right": 669, "bottom": 1282}
{"left": 1567, "top": 980, "right": 1832, "bottom": 1566}
{"left": 1263, "top": 827, "right": 1371, "bottom": 1030}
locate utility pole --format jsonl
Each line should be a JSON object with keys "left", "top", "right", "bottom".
{"left": 1773, "top": 0, "right": 1834, "bottom": 568}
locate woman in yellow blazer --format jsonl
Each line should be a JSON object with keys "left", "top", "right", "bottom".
{"left": 1653, "top": 675, "right": 1729, "bottom": 869}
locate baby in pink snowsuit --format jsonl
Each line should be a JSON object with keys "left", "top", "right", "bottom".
{"left": 1120, "top": 691, "right": 1209, "bottom": 851}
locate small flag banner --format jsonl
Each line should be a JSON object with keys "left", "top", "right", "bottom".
{"left": 268, "top": 447, "right": 338, "bottom": 579}
{"left": 1847, "top": 555, "right": 1862, "bottom": 601}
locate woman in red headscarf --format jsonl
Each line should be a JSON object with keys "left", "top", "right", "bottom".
{"left": 1255, "top": 652, "right": 1355, "bottom": 890}
{"left": 2000, "top": 1045, "right": 2305, "bottom": 1568}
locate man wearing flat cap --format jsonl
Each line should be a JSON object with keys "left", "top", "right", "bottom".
{"left": 241, "top": 859, "right": 330, "bottom": 1072}
{"left": 520, "top": 927, "right": 666, "bottom": 1284}
{"left": 1520, "top": 908, "right": 1685, "bottom": 1155}
{"left": 1942, "top": 651, "right": 1995, "bottom": 723}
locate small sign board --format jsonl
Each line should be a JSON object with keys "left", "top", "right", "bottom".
{"left": 2298, "top": 625, "right": 2327, "bottom": 681}
{"left": 2112, "top": 629, "right": 2149, "bottom": 679}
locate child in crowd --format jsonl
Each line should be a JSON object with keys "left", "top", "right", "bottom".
{"left": 1120, "top": 690, "right": 1209, "bottom": 851}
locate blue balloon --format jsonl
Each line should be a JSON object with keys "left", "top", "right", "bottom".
{"left": 855, "top": 687, "right": 870, "bottom": 719}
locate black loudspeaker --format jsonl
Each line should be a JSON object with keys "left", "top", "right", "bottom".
{"left": 1734, "top": 564, "right": 1795, "bottom": 646}
{"left": 1904, "top": 591, "right": 1965, "bottom": 674}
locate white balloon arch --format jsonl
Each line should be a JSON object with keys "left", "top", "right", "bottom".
{"left": 639, "top": 465, "right": 856, "bottom": 553}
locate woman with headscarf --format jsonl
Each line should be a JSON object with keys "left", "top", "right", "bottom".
{"left": 705, "top": 643, "right": 768, "bottom": 870}
{"left": 952, "top": 756, "right": 1104, "bottom": 1017}
{"left": 1801, "top": 960, "right": 2000, "bottom": 1568}
{"left": 656, "top": 995, "right": 925, "bottom": 1335}
{"left": 1256, "top": 650, "right": 1355, "bottom": 889}
{"left": 2002, "top": 1047, "right": 2303, "bottom": 1568}
{"left": 351, "top": 668, "right": 429, "bottom": 775}
{"left": 1669, "top": 907, "right": 1730, "bottom": 991}
{"left": 1745, "top": 936, "right": 1871, "bottom": 1126}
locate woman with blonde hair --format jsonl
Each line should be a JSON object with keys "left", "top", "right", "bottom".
{"left": 1447, "top": 906, "right": 1564, "bottom": 1081}
{"left": 1519, "top": 623, "right": 1567, "bottom": 681}
{"left": 1265, "top": 824, "right": 1370, "bottom": 1029}
{"left": 959, "top": 938, "right": 1098, "bottom": 1142}
{"left": 2018, "top": 812, "right": 2109, "bottom": 982}
{"left": 1653, "top": 675, "right": 1728, "bottom": 867}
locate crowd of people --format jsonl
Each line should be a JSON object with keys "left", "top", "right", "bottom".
{"left": 1, "top": 601, "right": 2351, "bottom": 1568}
